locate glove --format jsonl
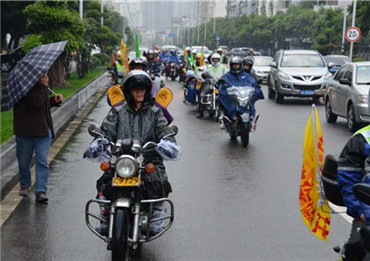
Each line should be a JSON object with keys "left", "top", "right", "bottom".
{"left": 155, "top": 140, "right": 181, "bottom": 161}
{"left": 83, "top": 138, "right": 111, "bottom": 162}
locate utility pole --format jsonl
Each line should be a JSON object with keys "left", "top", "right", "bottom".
{"left": 341, "top": 4, "right": 347, "bottom": 55}
{"left": 213, "top": 0, "right": 216, "bottom": 34}
{"left": 349, "top": 0, "right": 357, "bottom": 60}
{"left": 79, "top": 0, "right": 83, "bottom": 19}
{"left": 101, "top": 0, "right": 104, "bottom": 26}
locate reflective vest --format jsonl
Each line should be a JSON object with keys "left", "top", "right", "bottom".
{"left": 209, "top": 65, "right": 227, "bottom": 80}
{"left": 115, "top": 61, "right": 125, "bottom": 73}
{"left": 354, "top": 125, "right": 370, "bottom": 144}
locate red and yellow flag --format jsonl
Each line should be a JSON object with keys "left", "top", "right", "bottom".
{"left": 299, "top": 105, "right": 331, "bottom": 241}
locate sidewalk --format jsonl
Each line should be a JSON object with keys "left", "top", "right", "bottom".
{"left": 0, "top": 71, "right": 109, "bottom": 200}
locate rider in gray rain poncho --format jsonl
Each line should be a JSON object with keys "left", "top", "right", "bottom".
{"left": 95, "top": 70, "right": 180, "bottom": 234}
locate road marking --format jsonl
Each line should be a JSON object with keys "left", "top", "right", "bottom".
{"left": 0, "top": 88, "right": 106, "bottom": 227}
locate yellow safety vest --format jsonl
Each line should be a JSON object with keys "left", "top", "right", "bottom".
{"left": 354, "top": 125, "right": 370, "bottom": 144}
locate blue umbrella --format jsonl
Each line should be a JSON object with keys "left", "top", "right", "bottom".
{"left": 1, "top": 40, "right": 68, "bottom": 111}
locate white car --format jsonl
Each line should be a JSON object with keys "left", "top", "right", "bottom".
{"left": 191, "top": 46, "right": 211, "bottom": 59}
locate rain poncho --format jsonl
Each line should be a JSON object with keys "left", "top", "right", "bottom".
{"left": 218, "top": 70, "right": 264, "bottom": 118}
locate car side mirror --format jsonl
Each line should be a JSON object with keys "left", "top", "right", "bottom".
{"left": 339, "top": 78, "right": 351, "bottom": 85}
{"left": 270, "top": 62, "right": 277, "bottom": 68}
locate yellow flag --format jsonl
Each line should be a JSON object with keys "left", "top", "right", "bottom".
{"left": 107, "top": 84, "right": 125, "bottom": 107}
{"left": 155, "top": 87, "right": 173, "bottom": 109}
{"left": 299, "top": 106, "right": 331, "bottom": 241}
{"left": 200, "top": 49, "right": 205, "bottom": 66}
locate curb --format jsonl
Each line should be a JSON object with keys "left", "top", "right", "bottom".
{"left": 0, "top": 71, "right": 109, "bottom": 200}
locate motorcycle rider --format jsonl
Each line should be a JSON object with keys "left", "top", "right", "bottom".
{"left": 96, "top": 70, "right": 178, "bottom": 236}
{"left": 337, "top": 100, "right": 370, "bottom": 260}
{"left": 160, "top": 48, "right": 169, "bottom": 63}
{"left": 243, "top": 57, "right": 258, "bottom": 81}
{"left": 216, "top": 48, "right": 227, "bottom": 64}
{"left": 208, "top": 53, "right": 228, "bottom": 80}
{"left": 147, "top": 49, "right": 161, "bottom": 75}
{"left": 218, "top": 56, "right": 263, "bottom": 131}
{"left": 168, "top": 49, "right": 179, "bottom": 63}
{"left": 128, "top": 58, "right": 173, "bottom": 124}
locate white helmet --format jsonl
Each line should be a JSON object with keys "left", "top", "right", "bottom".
{"left": 211, "top": 53, "right": 221, "bottom": 67}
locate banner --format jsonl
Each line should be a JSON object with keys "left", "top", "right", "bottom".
{"left": 120, "top": 39, "right": 126, "bottom": 73}
{"left": 135, "top": 35, "right": 140, "bottom": 58}
{"left": 299, "top": 105, "right": 331, "bottom": 241}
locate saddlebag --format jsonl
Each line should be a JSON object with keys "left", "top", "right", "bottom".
{"left": 321, "top": 154, "right": 345, "bottom": 206}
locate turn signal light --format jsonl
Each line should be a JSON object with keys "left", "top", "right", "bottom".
{"left": 145, "top": 163, "right": 156, "bottom": 174}
{"left": 100, "top": 161, "right": 110, "bottom": 171}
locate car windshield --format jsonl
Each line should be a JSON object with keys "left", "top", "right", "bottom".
{"left": 193, "top": 47, "right": 210, "bottom": 54}
{"left": 357, "top": 66, "right": 370, "bottom": 84}
{"left": 281, "top": 54, "right": 325, "bottom": 67}
{"left": 254, "top": 57, "right": 273, "bottom": 66}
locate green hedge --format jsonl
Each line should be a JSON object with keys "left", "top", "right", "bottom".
{"left": 92, "top": 53, "right": 111, "bottom": 66}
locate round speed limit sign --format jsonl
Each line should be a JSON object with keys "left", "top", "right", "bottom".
{"left": 345, "top": 27, "right": 361, "bottom": 42}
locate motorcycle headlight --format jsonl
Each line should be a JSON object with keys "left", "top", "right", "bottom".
{"left": 115, "top": 155, "right": 138, "bottom": 178}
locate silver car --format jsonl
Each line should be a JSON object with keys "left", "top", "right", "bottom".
{"left": 325, "top": 62, "right": 370, "bottom": 132}
{"left": 268, "top": 50, "right": 332, "bottom": 103}
{"left": 250, "top": 56, "right": 273, "bottom": 82}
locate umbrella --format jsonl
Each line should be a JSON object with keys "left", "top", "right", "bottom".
{"left": 1, "top": 40, "right": 68, "bottom": 111}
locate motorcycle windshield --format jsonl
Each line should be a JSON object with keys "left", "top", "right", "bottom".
{"left": 218, "top": 86, "right": 254, "bottom": 118}
{"left": 226, "top": 86, "right": 255, "bottom": 107}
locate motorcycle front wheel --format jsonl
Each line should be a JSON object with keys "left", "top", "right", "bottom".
{"left": 112, "top": 208, "right": 131, "bottom": 261}
{"left": 240, "top": 122, "right": 250, "bottom": 147}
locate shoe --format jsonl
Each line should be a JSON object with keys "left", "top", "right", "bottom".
{"left": 95, "top": 223, "right": 108, "bottom": 236}
{"left": 35, "top": 192, "right": 48, "bottom": 203}
{"left": 150, "top": 207, "right": 165, "bottom": 236}
{"left": 19, "top": 187, "right": 29, "bottom": 197}
{"left": 220, "top": 123, "right": 225, "bottom": 130}
{"left": 196, "top": 112, "right": 204, "bottom": 118}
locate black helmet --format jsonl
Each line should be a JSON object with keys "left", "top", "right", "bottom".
{"left": 122, "top": 70, "right": 153, "bottom": 107}
{"left": 229, "top": 56, "right": 243, "bottom": 73}
{"left": 129, "top": 57, "right": 148, "bottom": 71}
{"left": 243, "top": 57, "right": 254, "bottom": 67}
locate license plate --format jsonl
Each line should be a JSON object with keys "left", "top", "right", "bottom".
{"left": 112, "top": 177, "right": 141, "bottom": 187}
{"left": 300, "top": 90, "right": 315, "bottom": 95}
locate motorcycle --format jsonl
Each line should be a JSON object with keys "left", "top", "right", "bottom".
{"left": 183, "top": 76, "right": 198, "bottom": 105}
{"left": 218, "top": 82, "right": 255, "bottom": 147}
{"left": 85, "top": 124, "right": 177, "bottom": 261}
{"left": 198, "top": 72, "right": 219, "bottom": 120}
{"left": 321, "top": 155, "right": 370, "bottom": 260}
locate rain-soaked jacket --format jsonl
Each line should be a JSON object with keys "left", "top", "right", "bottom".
{"left": 99, "top": 99, "right": 174, "bottom": 197}
{"left": 338, "top": 126, "right": 370, "bottom": 224}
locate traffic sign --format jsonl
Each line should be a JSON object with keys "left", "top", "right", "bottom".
{"left": 215, "top": 36, "right": 220, "bottom": 41}
{"left": 345, "top": 26, "right": 361, "bottom": 42}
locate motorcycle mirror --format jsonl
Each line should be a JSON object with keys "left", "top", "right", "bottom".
{"left": 88, "top": 124, "right": 103, "bottom": 138}
{"left": 163, "top": 125, "right": 178, "bottom": 139}
{"left": 353, "top": 183, "right": 370, "bottom": 205}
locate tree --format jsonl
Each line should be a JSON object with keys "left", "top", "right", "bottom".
{"left": 312, "top": 8, "right": 343, "bottom": 55}
{"left": 1, "top": 1, "right": 35, "bottom": 52}
{"left": 351, "top": 1, "right": 370, "bottom": 37}
{"left": 22, "top": 0, "right": 85, "bottom": 85}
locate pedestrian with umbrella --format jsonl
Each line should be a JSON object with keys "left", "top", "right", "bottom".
{"left": 1, "top": 40, "right": 67, "bottom": 203}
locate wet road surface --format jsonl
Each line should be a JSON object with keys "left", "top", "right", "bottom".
{"left": 1, "top": 80, "right": 354, "bottom": 261}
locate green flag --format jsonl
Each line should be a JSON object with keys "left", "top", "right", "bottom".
{"left": 135, "top": 35, "right": 140, "bottom": 58}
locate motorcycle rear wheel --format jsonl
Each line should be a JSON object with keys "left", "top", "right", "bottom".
{"left": 112, "top": 208, "right": 131, "bottom": 261}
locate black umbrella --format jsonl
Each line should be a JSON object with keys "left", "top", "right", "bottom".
{"left": 1, "top": 40, "right": 68, "bottom": 111}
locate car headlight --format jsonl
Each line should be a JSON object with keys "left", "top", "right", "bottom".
{"left": 115, "top": 155, "right": 138, "bottom": 178}
{"left": 278, "top": 72, "right": 290, "bottom": 80}
{"left": 359, "top": 95, "right": 368, "bottom": 103}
